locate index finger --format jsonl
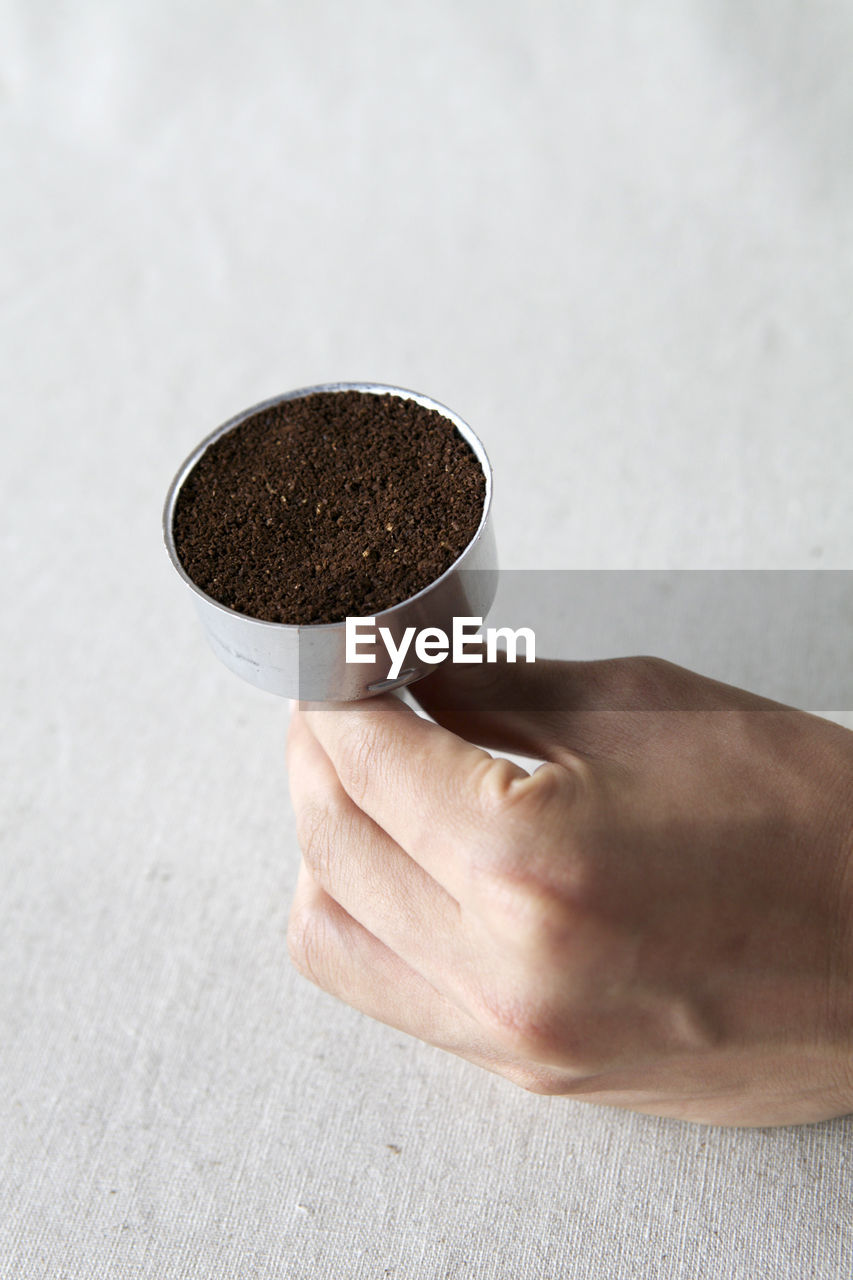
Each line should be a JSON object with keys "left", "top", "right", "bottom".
{"left": 296, "top": 695, "right": 540, "bottom": 898}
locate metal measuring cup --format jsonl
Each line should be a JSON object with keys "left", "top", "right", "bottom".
{"left": 162, "top": 382, "right": 497, "bottom": 701}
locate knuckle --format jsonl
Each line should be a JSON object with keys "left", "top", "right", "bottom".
{"left": 475, "top": 987, "right": 565, "bottom": 1063}
{"left": 481, "top": 875, "right": 578, "bottom": 957}
{"left": 462, "top": 757, "right": 593, "bottom": 921}
{"left": 469, "top": 757, "right": 579, "bottom": 841}
{"left": 468, "top": 754, "right": 530, "bottom": 819}
{"left": 474, "top": 979, "right": 613, "bottom": 1078}
{"left": 512, "top": 760, "right": 577, "bottom": 813}
{"left": 474, "top": 836, "right": 602, "bottom": 956}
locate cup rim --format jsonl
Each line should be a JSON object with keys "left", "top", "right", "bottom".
{"left": 162, "top": 381, "right": 494, "bottom": 632}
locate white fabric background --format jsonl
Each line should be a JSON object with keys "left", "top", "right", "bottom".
{"left": 2, "top": 1, "right": 852, "bottom": 1276}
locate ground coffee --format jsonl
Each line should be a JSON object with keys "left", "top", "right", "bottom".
{"left": 172, "top": 389, "right": 486, "bottom": 626}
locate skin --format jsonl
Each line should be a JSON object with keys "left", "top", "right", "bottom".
{"left": 286, "top": 655, "right": 853, "bottom": 1126}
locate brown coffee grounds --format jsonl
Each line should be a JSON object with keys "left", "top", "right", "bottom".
{"left": 172, "top": 389, "right": 486, "bottom": 625}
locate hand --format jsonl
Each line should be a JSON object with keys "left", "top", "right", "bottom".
{"left": 286, "top": 655, "right": 853, "bottom": 1126}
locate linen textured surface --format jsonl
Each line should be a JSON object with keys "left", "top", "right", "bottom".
{"left": 2, "top": 2, "right": 852, "bottom": 1276}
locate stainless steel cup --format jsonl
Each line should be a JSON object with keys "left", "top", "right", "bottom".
{"left": 162, "top": 382, "right": 497, "bottom": 701}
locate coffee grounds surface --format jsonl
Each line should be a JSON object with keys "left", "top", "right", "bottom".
{"left": 172, "top": 390, "right": 486, "bottom": 625}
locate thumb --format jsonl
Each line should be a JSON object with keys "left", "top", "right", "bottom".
{"left": 412, "top": 650, "right": 775, "bottom": 762}
{"left": 410, "top": 650, "right": 611, "bottom": 760}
